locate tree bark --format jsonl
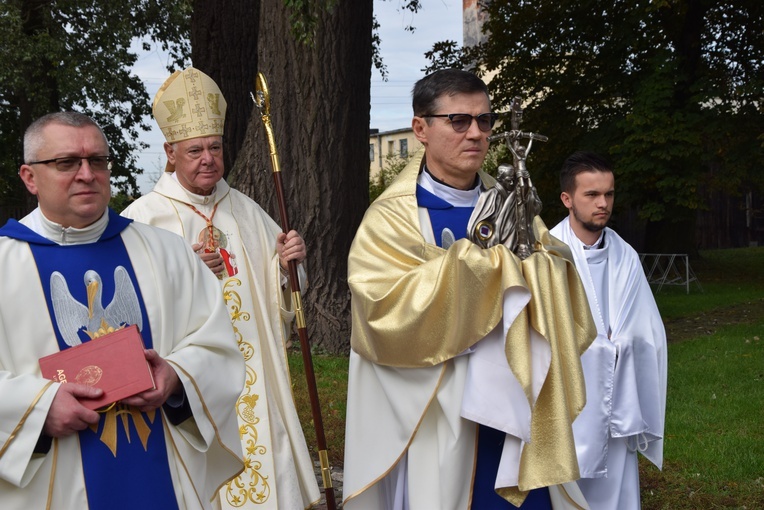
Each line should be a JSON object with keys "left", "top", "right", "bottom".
{"left": 216, "top": 1, "right": 373, "bottom": 353}
{"left": 191, "top": 0, "right": 260, "bottom": 176}
{"left": 14, "top": 0, "right": 59, "bottom": 214}
{"left": 241, "top": 0, "right": 373, "bottom": 354}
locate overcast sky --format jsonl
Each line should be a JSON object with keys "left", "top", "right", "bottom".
{"left": 131, "top": 0, "right": 462, "bottom": 192}
{"left": 370, "top": 0, "right": 463, "bottom": 130}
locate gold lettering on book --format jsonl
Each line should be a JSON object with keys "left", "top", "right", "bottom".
{"left": 75, "top": 365, "right": 103, "bottom": 386}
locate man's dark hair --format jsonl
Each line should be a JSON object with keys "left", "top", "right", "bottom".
{"left": 412, "top": 69, "right": 490, "bottom": 118}
{"left": 560, "top": 151, "right": 613, "bottom": 193}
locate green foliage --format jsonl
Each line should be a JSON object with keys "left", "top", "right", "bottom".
{"left": 480, "top": 142, "right": 510, "bottom": 179}
{"left": 371, "top": 15, "right": 388, "bottom": 80}
{"left": 108, "top": 192, "right": 135, "bottom": 215}
{"left": 369, "top": 151, "right": 412, "bottom": 203}
{"left": 368, "top": 144, "right": 511, "bottom": 205}
{"left": 423, "top": 40, "right": 468, "bottom": 70}
{"left": 284, "top": 0, "right": 338, "bottom": 46}
{"left": 0, "top": 0, "right": 191, "bottom": 204}
{"left": 425, "top": 0, "right": 764, "bottom": 237}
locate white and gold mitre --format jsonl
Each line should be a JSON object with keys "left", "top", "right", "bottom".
{"left": 153, "top": 66, "right": 227, "bottom": 143}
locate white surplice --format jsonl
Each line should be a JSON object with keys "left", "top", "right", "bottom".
{"left": 551, "top": 217, "right": 667, "bottom": 509}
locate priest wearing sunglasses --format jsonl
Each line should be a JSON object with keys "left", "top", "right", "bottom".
{"left": 344, "top": 69, "right": 595, "bottom": 510}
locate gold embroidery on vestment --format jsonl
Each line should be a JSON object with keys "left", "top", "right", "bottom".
{"left": 222, "top": 278, "right": 271, "bottom": 506}
{"left": 94, "top": 405, "right": 156, "bottom": 457}
{"left": 207, "top": 93, "right": 222, "bottom": 115}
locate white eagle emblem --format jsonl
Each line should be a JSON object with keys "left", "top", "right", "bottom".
{"left": 50, "top": 267, "right": 143, "bottom": 346}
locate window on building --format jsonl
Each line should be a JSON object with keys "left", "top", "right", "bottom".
{"left": 369, "top": 143, "right": 375, "bottom": 161}
{"left": 387, "top": 140, "right": 394, "bottom": 156}
{"left": 399, "top": 139, "right": 408, "bottom": 158}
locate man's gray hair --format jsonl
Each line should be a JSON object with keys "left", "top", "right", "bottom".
{"left": 23, "top": 112, "right": 108, "bottom": 163}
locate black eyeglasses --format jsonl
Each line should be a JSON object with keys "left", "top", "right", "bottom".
{"left": 421, "top": 113, "right": 500, "bottom": 133}
{"left": 27, "top": 156, "right": 113, "bottom": 173}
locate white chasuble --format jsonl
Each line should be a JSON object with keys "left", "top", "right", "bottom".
{"left": 345, "top": 152, "right": 594, "bottom": 509}
{"left": 214, "top": 212, "right": 279, "bottom": 507}
{"left": 123, "top": 174, "right": 320, "bottom": 510}
{"left": 0, "top": 213, "right": 244, "bottom": 509}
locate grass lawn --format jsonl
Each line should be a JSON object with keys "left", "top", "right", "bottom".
{"left": 289, "top": 246, "right": 764, "bottom": 507}
{"left": 287, "top": 352, "right": 348, "bottom": 468}
{"left": 641, "top": 321, "right": 764, "bottom": 509}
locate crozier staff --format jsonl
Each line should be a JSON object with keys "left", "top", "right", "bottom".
{"left": 122, "top": 66, "right": 320, "bottom": 510}
{"left": 252, "top": 71, "right": 337, "bottom": 510}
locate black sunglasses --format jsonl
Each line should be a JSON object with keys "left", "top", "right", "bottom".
{"left": 421, "top": 113, "right": 499, "bottom": 133}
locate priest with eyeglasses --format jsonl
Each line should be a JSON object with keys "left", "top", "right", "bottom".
{"left": 343, "top": 69, "right": 596, "bottom": 510}
{"left": 0, "top": 111, "right": 245, "bottom": 509}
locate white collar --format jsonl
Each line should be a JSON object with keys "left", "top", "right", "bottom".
{"left": 581, "top": 230, "right": 606, "bottom": 250}
{"left": 22, "top": 207, "right": 109, "bottom": 245}
{"left": 418, "top": 169, "right": 482, "bottom": 207}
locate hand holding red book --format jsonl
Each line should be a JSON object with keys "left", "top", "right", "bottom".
{"left": 39, "top": 325, "right": 156, "bottom": 411}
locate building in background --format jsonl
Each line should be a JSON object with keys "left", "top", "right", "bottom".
{"left": 368, "top": 1, "right": 486, "bottom": 181}
{"left": 368, "top": 127, "right": 421, "bottom": 181}
{"left": 463, "top": 0, "right": 490, "bottom": 47}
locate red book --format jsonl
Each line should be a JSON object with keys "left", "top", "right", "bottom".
{"left": 39, "top": 324, "right": 155, "bottom": 411}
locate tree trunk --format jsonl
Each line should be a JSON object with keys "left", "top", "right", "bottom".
{"left": 227, "top": 1, "right": 373, "bottom": 353}
{"left": 640, "top": 0, "right": 707, "bottom": 259}
{"left": 14, "top": 0, "right": 59, "bottom": 214}
{"left": 191, "top": 0, "right": 260, "bottom": 176}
